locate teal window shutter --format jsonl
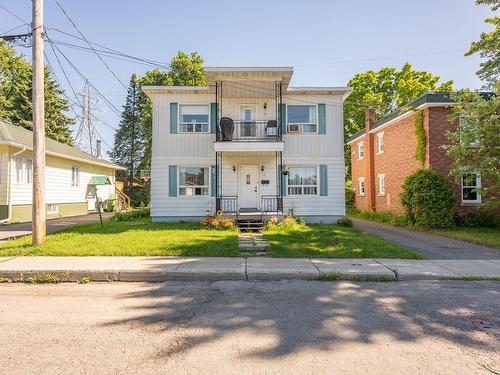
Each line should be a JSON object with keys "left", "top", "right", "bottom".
{"left": 170, "top": 102, "right": 178, "bottom": 134}
{"left": 211, "top": 165, "right": 216, "bottom": 197}
{"left": 169, "top": 165, "right": 177, "bottom": 197}
{"left": 279, "top": 103, "right": 287, "bottom": 134}
{"left": 210, "top": 103, "right": 217, "bottom": 134}
{"left": 281, "top": 164, "right": 287, "bottom": 196}
{"left": 320, "top": 165, "right": 328, "bottom": 196}
{"left": 318, "top": 104, "right": 326, "bottom": 134}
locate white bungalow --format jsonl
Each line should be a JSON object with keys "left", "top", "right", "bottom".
{"left": 143, "top": 67, "right": 351, "bottom": 224}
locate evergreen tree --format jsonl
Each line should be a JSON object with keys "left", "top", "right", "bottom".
{"left": 110, "top": 74, "right": 144, "bottom": 179}
{"left": 0, "top": 41, "right": 74, "bottom": 144}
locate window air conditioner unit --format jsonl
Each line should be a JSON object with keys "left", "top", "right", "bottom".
{"left": 288, "top": 124, "right": 300, "bottom": 133}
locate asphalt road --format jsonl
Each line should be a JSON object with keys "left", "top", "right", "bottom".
{"left": 1, "top": 280, "right": 499, "bottom": 374}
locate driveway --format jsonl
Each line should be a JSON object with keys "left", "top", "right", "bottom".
{"left": 351, "top": 217, "right": 500, "bottom": 260}
{"left": 0, "top": 280, "right": 498, "bottom": 374}
{"left": 0, "top": 212, "right": 114, "bottom": 242}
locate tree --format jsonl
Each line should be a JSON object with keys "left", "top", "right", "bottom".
{"left": 138, "top": 51, "right": 207, "bottom": 170}
{"left": 465, "top": 0, "right": 500, "bottom": 86}
{"left": 0, "top": 41, "right": 74, "bottom": 144}
{"left": 110, "top": 74, "right": 144, "bottom": 179}
{"left": 344, "top": 63, "right": 453, "bottom": 175}
{"left": 445, "top": 84, "right": 500, "bottom": 207}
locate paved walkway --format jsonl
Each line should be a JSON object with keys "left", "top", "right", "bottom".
{"left": 351, "top": 217, "right": 500, "bottom": 260}
{"left": 238, "top": 232, "right": 268, "bottom": 255}
{"left": 0, "top": 213, "right": 114, "bottom": 242}
{"left": 0, "top": 256, "right": 499, "bottom": 282}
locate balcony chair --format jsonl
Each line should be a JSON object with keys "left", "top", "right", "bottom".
{"left": 265, "top": 120, "right": 278, "bottom": 137}
{"left": 219, "top": 117, "right": 234, "bottom": 141}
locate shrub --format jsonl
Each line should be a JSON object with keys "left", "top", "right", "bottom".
{"left": 456, "top": 208, "right": 500, "bottom": 228}
{"left": 348, "top": 208, "right": 410, "bottom": 227}
{"left": 401, "top": 169, "right": 455, "bottom": 228}
{"left": 345, "top": 180, "right": 355, "bottom": 209}
{"left": 336, "top": 217, "right": 353, "bottom": 227}
{"left": 112, "top": 207, "right": 150, "bottom": 221}
{"left": 201, "top": 212, "right": 236, "bottom": 230}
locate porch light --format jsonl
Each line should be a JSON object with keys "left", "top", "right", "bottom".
{"left": 261, "top": 165, "right": 265, "bottom": 172}
{"left": 232, "top": 165, "right": 236, "bottom": 172}
{"left": 282, "top": 168, "right": 289, "bottom": 176}
{"left": 263, "top": 102, "right": 267, "bottom": 110}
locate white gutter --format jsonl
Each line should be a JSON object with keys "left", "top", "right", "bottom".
{"left": 1, "top": 147, "right": 26, "bottom": 224}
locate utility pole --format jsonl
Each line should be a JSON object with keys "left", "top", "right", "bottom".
{"left": 32, "top": 0, "right": 45, "bottom": 245}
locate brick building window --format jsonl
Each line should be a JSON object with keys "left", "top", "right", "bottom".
{"left": 377, "top": 133, "right": 384, "bottom": 154}
{"left": 358, "top": 177, "right": 365, "bottom": 196}
{"left": 377, "top": 174, "right": 385, "bottom": 196}
{"left": 461, "top": 174, "right": 481, "bottom": 204}
{"left": 357, "top": 142, "right": 364, "bottom": 160}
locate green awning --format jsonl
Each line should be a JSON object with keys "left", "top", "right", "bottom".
{"left": 88, "top": 176, "right": 111, "bottom": 185}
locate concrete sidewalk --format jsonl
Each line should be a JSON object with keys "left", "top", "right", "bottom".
{"left": 0, "top": 256, "right": 499, "bottom": 282}
{"left": 0, "top": 213, "right": 114, "bottom": 242}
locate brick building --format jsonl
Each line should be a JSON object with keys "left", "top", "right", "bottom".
{"left": 348, "top": 92, "right": 482, "bottom": 215}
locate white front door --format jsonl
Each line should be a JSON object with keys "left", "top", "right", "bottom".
{"left": 238, "top": 165, "right": 259, "bottom": 209}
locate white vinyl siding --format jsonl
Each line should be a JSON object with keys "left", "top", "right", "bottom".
{"left": 461, "top": 173, "right": 481, "bottom": 203}
{"left": 179, "top": 104, "right": 209, "bottom": 133}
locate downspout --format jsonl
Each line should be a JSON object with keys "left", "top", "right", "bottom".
{"left": 0, "top": 147, "right": 27, "bottom": 224}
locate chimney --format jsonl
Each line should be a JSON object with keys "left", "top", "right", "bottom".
{"left": 96, "top": 140, "right": 102, "bottom": 159}
{"left": 364, "top": 108, "right": 376, "bottom": 211}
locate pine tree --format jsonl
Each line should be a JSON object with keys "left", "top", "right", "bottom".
{"left": 110, "top": 74, "right": 144, "bottom": 179}
{"left": 0, "top": 41, "right": 74, "bottom": 144}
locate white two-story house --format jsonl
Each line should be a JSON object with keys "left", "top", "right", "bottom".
{"left": 143, "top": 67, "right": 351, "bottom": 223}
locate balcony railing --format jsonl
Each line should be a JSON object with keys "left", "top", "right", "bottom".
{"left": 261, "top": 195, "right": 283, "bottom": 213}
{"left": 216, "top": 196, "right": 238, "bottom": 213}
{"left": 217, "top": 120, "right": 281, "bottom": 142}
{"left": 216, "top": 195, "right": 283, "bottom": 214}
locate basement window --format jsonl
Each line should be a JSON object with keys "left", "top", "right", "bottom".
{"left": 47, "top": 204, "right": 58, "bottom": 214}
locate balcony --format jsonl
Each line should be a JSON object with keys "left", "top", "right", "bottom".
{"left": 214, "top": 119, "right": 284, "bottom": 152}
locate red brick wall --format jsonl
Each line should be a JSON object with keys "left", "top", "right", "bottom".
{"left": 351, "top": 137, "right": 368, "bottom": 210}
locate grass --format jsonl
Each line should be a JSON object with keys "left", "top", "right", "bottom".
{"left": 429, "top": 227, "right": 500, "bottom": 248}
{"left": 0, "top": 217, "right": 240, "bottom": 256}
{"left": 263, "top": 224, "right": 424, "bottom": 259}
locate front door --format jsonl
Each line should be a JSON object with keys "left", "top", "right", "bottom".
{"left": 238, "top": 165, "right": 259, "bottom": 209}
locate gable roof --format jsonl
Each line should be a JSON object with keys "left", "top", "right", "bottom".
{"left": 347, "top": 92, "right": 454, "bottom": 144}
{"left": 0, "top": 120, "right": 125, "bottom": 170}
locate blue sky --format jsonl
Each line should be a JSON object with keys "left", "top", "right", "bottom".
{"left": 0, "top": 0, "right": 493, "bottom": 156}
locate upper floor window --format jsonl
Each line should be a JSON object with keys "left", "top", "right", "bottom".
{"left": 461, "top": 173, "right": 481, "bottom": 203}
{"left": 358, "top": 177, "right": 365, "bottom": 196}
{"left": 179, "top": 167, "right": 209, "bottom": 196}
{"left": 378, "top": 174, "right": 385, "bottom": 196}
{"left": 358, "top": 142, "right": 364, "bottom": 160}
{"left": 71, "top": 166, "right": 80, "bottom": 187}
{"left": 15, "top": 156, "right": 32, "bottom": 184}
{"left": 377, "top": 133, "right": 384, "bottom": 154}
{"left": 288, "top": 167, "right": 317, "bottom": 195}
{"left": 459, "top": 115, "right": 478, "bottom": 147}
{"left": 287, "top": 105, "right": 317, "bottom": 133}
{"left": 179, "top": 105, "right": 209, "bottom": 133}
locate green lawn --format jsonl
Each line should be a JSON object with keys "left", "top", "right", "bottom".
{"left": 430, "top": 227, "right": 500, "bottom": 248}
{"left": 0, "top": 218, "right": 240, "bottom": 256}
{"left": 263, "top": 224, "right": 424, "bottom": 259}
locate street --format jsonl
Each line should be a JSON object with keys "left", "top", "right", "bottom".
{"left": 1, "top": 280, "right": 499, "bottom": 374}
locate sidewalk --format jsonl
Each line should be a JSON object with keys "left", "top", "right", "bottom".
{"left": 0, "top": 256, "right": 499, "bottom": 282}
{"left": 0, "top": 213, "right": 114, "bottom": 242}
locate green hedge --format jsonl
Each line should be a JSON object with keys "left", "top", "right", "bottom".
{"left": 401, "top": 169, "right": 455, "bottom": 228}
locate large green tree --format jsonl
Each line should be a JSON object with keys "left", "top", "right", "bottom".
{"left": 110, "top": 74, "right": 144, "bottom": 179}
{"left": 465, "top": 0, "right": 500, "bottom": 86}
{"left": 445, "top": 84, "right": 500, "bottom": 207}
{"left": 138, "top": 51, "right": 207, "bottom": 170}
{"left": 0, "top": 41, "right": 74, "bottom": 144}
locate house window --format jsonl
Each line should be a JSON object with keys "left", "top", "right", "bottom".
{"left": 461, "top": 174, "right": 481, "bottom": 203}
{"left": 378, "top": 174, "right": 385, "bottom": 196}
{"left": 459, "top": 115, "right": 478, "bottom": 147}
{"left": 14, "top": 156, "right": 32, "bottom": 184}
{"left": 358, "top": 177, "right": 365, "bottom": 196}
{"left": 287, "top": 167, "right": 317, "bottom": 195}
{"left": 358, "top": 143, "right": 364, "bottom": 160}
{"left": 71, "top": 166, "right": 80, "bottom": 187}
{"left": 287, "top": 105, "right": 317, "bottom": 133}
{"left": 377, "top": 133, "right": 384, "bottom": 154}
{"left": 179, "top": 167, "right": 209, "bottom": 196}
{"left": 47, "top": 204, "right": 58, "bottom": 214}
{"left": 179, "top": 105, "right": 209, "bottom": 133}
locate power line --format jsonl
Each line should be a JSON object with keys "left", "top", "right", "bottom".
{"left": 0, "top": 4, "right": 28, "bottom": 24}
{"left": 53, "top": 0, "right": 128, "bottom": 89}
{"left": 1, "top": 23, "right": 29, "bottom": 36}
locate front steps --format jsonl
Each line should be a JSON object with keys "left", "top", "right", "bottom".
{"left": 236, "top": 215, "right": 264, "bottom": 232}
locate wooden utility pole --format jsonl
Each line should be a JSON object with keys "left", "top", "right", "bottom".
{"left": 32, "top": 0, "right": 46, "bottom": 245}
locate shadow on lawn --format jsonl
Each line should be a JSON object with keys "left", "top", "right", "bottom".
{"left": 102, "top": 280, "right": 500, "bottom": 362}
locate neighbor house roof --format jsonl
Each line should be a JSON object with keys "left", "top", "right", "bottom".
{"left": 347, "top": 92, "right": 454, "bottom": 144}
{"left": 0, "top": 120, "right": 125, "bottom": 170}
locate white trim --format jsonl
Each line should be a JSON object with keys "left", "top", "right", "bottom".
{"left": 14, "top": 156, "right": 32, "bottom": 185}
{"left": 71, "top": 166, "right": 80, "bottom": 187}
{"left": 347, "top": 133, "right": 366, "bottom": 145}
{"left": 178, "top": 104, "right": 210, "bottom": 134}
{"left": 461, "top": 173, "right": 481, "bottom": 204}
{"left": 357, "top": 142, "right": 364, "bottom": 160}
{"left": 358, "top": 177, "right": 365, "bottom": 196}
{"left": 178, "top": 166, "right": 211, "bottom": 197}
{"left": 205, "top": 66, "right": 294, "bottom": 73}
{"left": 287, "top": 165, "right": 319, "bottom": 196}
{"left": 376, "top": 132, "right": 384, "bottom": 154}
{"left": 47, "top": 203, "right": 59, "bottom": 214}
{"left": 286, "top": 104, "right": 318, "bottom": 134}
{"left": 377, "top": 174, "right": 385, "bottom": 196}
